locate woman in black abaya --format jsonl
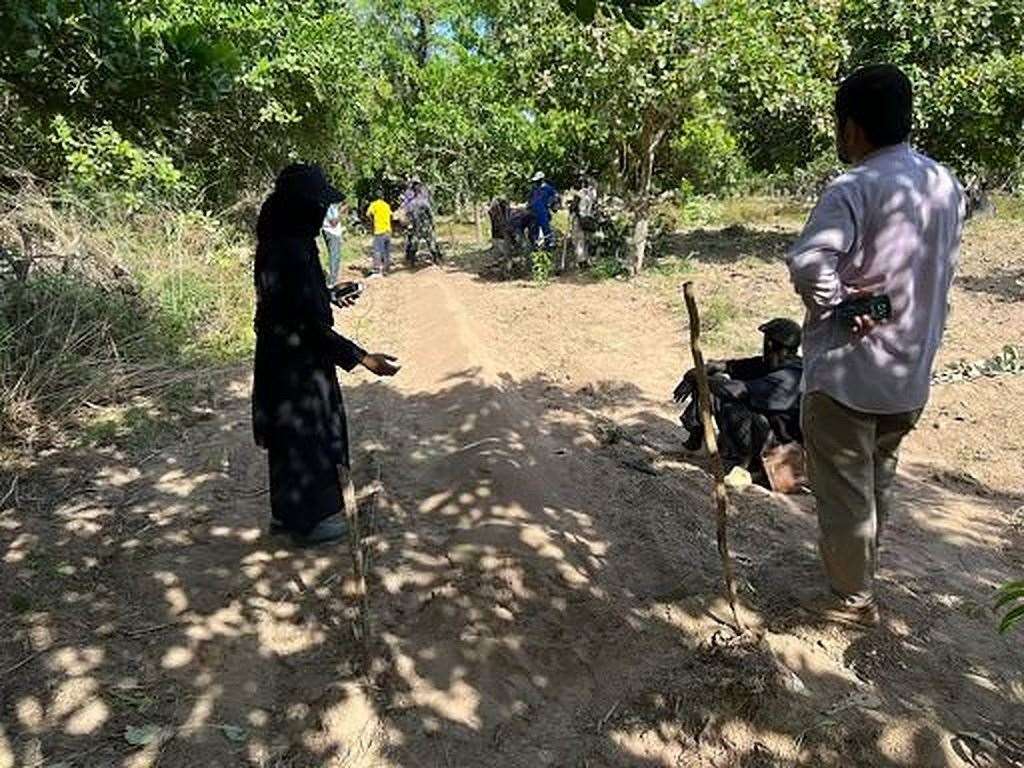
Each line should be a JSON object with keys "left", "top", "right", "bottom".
{"left": 252, "top": 164, "right": 399, "bottom": 545}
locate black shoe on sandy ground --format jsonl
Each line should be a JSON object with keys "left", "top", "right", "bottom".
{"left": 799, "top": 593, "right": 880, "bottom": 629}
{"left": 270, "top": 516, "right": 349, "bottom": 547}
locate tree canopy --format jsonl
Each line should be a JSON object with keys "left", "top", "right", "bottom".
{"left": 2, "top": 0, "right": 1022, "bottom": 217}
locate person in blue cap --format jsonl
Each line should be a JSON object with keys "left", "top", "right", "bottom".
{"left": 252, "top": 163, "right": 400, "bottom": 546}
{"left": 527, "top": 171, "right": 559, "bottom": 250}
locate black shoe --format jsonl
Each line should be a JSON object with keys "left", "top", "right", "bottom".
{"left": 270, "top": 517, "right": 349, "bottom": 546}
{"left": 293, "top": 518, "right": 349, "bottom": 547}
{"left": 683, "top": 429, "right": 704, "bottom": 452}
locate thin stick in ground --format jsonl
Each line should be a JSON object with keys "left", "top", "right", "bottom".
{"left": 339, "top": 466, "right": 371, "bottom": 666}
{"left": 681, "top": 282, "right": 745, "bottom": 633}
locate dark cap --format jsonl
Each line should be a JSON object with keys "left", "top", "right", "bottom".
{"left": 274, "top": 163, "right": 342, "bottom": 206}
{"left": 759, "top": 318, "right": 802, "bottom": 348}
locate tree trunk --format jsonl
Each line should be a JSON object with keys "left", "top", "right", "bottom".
{"left": 629, "top": 120, "right": 667, "bottom": 274}
{"left": 415, "top": 12, "right": 430, "bottom": 67}
{"left": 632, "top": 215, "right": 650, "bottom": 274}
{"left": 474, "top": 201, "right": 482, "bottom": 244}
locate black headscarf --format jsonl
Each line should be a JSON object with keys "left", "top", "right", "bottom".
{"left": 256, "top": 190, "right": 325, "bottom": 242}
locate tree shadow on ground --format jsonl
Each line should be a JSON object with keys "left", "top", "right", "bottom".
{"left": 2, "top": 370, "right": 1022, "bottom": 767}
{"left": 440, "top": 225, "right": 795, "bottom": 288}
{"left": 657, "top": 226, "right": 793, "bottom": 266}
{"left": 957, "top": 266, "right": 1024, "bottom": 303}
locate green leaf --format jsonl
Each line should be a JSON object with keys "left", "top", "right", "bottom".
{"left": 994, "top": 581, "right": 1024, "bottom": 609}
{"left": 219, "top": 724, "right": 248, "bottom": 743}
{"left": 999, "top": 603, "right": 1024, "bottom": 634}
{"left": 124, "top": 724, "right": 164, "bottom": 746}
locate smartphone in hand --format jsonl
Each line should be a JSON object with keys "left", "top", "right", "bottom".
{"left": 837, "top": 294, "right": 892, "bottom": 326}
{"left": 329, "top": 281, "right": 363, "bottom": 308}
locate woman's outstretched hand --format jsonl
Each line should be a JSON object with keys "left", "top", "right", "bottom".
{"left": 361, "top": 353, "right": 401, "bottom": 377}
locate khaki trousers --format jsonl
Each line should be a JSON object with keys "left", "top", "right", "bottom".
{"left": 802, "top": 392, "right": 921, "bottom": 605}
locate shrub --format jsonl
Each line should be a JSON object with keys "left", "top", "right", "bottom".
{"left": 49, "top": 116, "right": 192, "bottom": 209}
{"left": 0, "top": 179, "right": 253, "bottom": 444}
{"left": 531, "top": 249, "right": 553, "bottom": 283}
{"left": 666, "top": 113, "right": 750, "bottom": 196}
{"left": 589, "top": 257, "right": 629, "bottom": 280}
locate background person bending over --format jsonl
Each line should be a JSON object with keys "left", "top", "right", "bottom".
{"left": 787, "top": 64, "right": 965, "bottom": 627}
{"left": 253, "top": 164, "right": 400, "bottom": 546}
{"left": 673, "top": 318, "right": 803, "bottom": 486}
{"left": 488, "top": 197, "right": 512, "bottom": 259}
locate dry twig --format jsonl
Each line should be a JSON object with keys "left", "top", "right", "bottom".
{"left": 1, "top": 648, "right": 46, "bottom": 678}
{"left": 339, "top": 465, "right": 371, "bottom": 667}
{"left": 682, "top": 282, "right": 744, "bottom": 633}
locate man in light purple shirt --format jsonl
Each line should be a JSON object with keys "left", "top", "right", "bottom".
{"left": 787, "top": 64, "right": 965, "bottom": 628}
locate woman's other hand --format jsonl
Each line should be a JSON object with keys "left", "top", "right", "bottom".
{"left": 361, "top": 353, "right": 401, "bottom": 377}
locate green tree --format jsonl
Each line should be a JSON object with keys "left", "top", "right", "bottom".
{"left": 494, "top": 0, "right": 841, "bottom": 271}
{"left": 0, "top": 0, "right": 237, "bottom": 180}
{"left": 840, "top": 0, "right": 1024, "bottom": 185}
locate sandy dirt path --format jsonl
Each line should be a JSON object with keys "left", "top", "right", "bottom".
{"left": 2, "top": 260, "right": 1022, "bottom": 768}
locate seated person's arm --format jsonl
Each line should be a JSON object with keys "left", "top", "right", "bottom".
{"left": 709, "top": 376, "right": 749, "bottom": 402}
{"left": 744, "top": 368, "right": 802, "bottom": 414}
{"left": 673, "top": 359, "right": 729, "bottom": 401}
{"left": 723, "top": 356, "right": 768, "bottom": 381}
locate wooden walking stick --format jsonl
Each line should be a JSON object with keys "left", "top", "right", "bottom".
{"left": 682, "top": 282, "right": 745, "bottom": 633}
{"left": 338, "top": 465, "right": 371, "bottom": 665}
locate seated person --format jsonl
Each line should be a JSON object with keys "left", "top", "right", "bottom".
{"left": 673, "top": 318, "right": 803, "bottom": 484}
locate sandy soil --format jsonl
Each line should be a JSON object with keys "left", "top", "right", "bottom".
{"left": 1, "top": 214, "right": 1022, "bottom": 768}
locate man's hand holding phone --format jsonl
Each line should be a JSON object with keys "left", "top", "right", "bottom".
{"left": 837, "top": 291, "right": 892, "bottom": 338}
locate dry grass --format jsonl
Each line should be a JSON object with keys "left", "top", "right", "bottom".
{"left": 0, "top": 173, "right": 253, "bottom": 446}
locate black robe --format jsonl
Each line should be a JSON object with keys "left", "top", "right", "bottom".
{"left": 251, "top": 193, "right": 366, "bottom": 534}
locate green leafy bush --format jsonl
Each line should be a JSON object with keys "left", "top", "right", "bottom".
{"left": 531, "top": 250, "right": 553, "bottom": 283}
{"left": 667, "top": 113, "right": 749, "bottom": 195}
{"left": 589, "top": 257, "right": 629, "bottom": 280}
{"left": 996, "top": 581, "right": 1024, "bottom": 634}
{"left": 50, "top": 117, "right": 191, "bottom": 208}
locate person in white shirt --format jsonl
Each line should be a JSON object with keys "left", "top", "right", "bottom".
{"left": 786, "top": 64, "right": 965, "bottom": 628}
{"left": 322, "top": 202, "right": 344, "bottom": 286}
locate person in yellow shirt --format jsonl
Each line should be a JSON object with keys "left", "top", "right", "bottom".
{"left": 366, "top": 194, "right": 393, "bottom": 277}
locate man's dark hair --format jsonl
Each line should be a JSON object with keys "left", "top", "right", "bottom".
{"left": 835, "top": 64, "right": 913, "bottom": 147}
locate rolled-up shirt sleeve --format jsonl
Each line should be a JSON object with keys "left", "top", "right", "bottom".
{"left": 786, "top": 186, "right": 858, "bottom": 311}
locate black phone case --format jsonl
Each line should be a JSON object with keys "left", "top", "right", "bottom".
{"left": 837, "top": 295, "right": 891, "bottom": 323}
